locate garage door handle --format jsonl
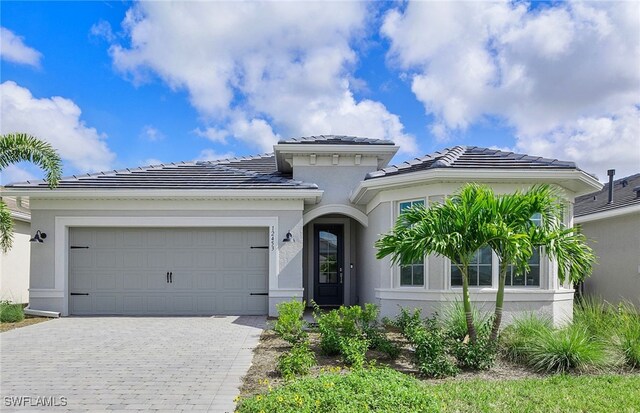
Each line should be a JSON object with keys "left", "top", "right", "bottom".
{"left": 166, "top": 272, "right": 169, "bottom": 283}
{"left": 169, "top": 272, "right": 173, "bottom": 283}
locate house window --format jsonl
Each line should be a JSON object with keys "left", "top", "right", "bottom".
{"left": 399, "top": 199, "right": 425, "bottom": 286}
{"left": 505, "top": 248, "right": 541, "bottom": 287}
{"left": 451, "top": 246, "right": 493, "bottom": 287}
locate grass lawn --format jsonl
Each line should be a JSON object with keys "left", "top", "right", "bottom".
{"left": 238, "top": 368, "right": 640, "bottom": 412}
{"left": 430, "top": 374, "right": 640, "bottom": 413}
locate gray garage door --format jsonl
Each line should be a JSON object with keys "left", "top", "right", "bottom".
{"left": 69, "top": 227, "right": 269, "bottom": 315}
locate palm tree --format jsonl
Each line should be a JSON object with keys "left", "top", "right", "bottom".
{"left": 376, "top": 184, "right": 498, "bottom": 343}
{"left": 485, "top": 184, "right": 595, "bottom": 342}
{"left": 0, "top": 133, "right": 62, "bottom": 252}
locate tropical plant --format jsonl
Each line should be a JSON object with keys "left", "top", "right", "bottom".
{"left": 0, "top": 300, "right": 24, "bottom": 323}
{"left": 0, "top": 133, "right": 62, "bottom": 252}
{"left": 485, "top": 184, "right": 595, "bottom": 342}
{"left": 273, "top": 299, "right": 307, "bottom": 345}
{"left": 377, "top": 184, "right": 498, "bottom": 343}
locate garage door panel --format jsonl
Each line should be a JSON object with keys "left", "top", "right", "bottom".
{"left": 94, "top": 271, "right": 119, "bottom": 290}
{"left": 69, "top": 227, "right": 269, "bottom": 315}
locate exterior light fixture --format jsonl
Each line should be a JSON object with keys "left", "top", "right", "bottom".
{"left": 282, "top": 231, "right": 294, "bottom": 242}
{"left": 29, "top": 230, "right": 47, "bottom": 243}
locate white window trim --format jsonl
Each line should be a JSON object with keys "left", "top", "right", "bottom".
{"left": 393, "top": 198, "right": 429, "bottom": 289}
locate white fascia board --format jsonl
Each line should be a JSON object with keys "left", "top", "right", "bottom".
{"left": 1, "top": 188, "right": 324, "bottom": 204}
{"left": 574, "top": 203, "right": 640, "bottom": 224}
{"left": 274, "top": 144, "right": 399, "bottom": 170}
{"left": 350, "top": 169, "right": 602, "bottom": 204}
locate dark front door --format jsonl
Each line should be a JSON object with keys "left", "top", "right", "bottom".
{"left": 314, "top": 224, "right": 344, "bottom": 306}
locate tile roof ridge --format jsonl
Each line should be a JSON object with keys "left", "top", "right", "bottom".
{"left": 433, "top": 145, "right": 466, "bottom": 167}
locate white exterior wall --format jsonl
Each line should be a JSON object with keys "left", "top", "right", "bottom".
{"left": 581, "top": 211, "right": 640, "bottom": 307}
{"left": 0, "top": 219, "right": 31, "bottom": 303}
{"left": 26, "top": 198, "right": 305, "bottom": 316}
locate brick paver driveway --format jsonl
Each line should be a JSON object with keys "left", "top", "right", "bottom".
{"left": 0, "top": 316, "right": 265, "bottom": 412}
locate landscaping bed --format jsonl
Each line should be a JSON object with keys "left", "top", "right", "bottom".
{"left": 238, "top": 299, "right": 639, "bottom": 412}
{"left": 0, "top": 301, "right": 52, "bottom": 332}
{"left": 0, "top": 315, "right": 51, "bottom": 333}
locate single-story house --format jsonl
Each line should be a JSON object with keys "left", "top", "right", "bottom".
{"left": 575, "top": 171, "right": 640, "bottom": 308}
{"left": 0, "top": 197, "right": 31, "bottom": 304}
{"left": 1, "top": 136, "right": 602, "bottom": 324}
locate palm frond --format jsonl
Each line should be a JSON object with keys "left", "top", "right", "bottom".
{"left": 0, "top": 132, "right": 62, "bottom": 188}
{"left": 0, "top": 201, "right": 14, "bottom": 253}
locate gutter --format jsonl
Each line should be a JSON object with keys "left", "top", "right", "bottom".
{"left": 24, "top": 307, "right": 60, "bottom": 318}
{"left": 574, "top": 203, "right": 640, "bottom": 224}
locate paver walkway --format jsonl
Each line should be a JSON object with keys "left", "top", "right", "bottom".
{"left": 0, "top": 316, "right": 265, "bottom": 412}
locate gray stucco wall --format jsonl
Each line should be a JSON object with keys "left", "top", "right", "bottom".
{"left": 357, "top": 202, "right": 392, "bottom": 306}
{"left": 581, "top": 212, "right": 640, "bottom": 307}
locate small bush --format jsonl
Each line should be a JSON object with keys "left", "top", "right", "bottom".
{"left": 237, "top": 367, "right": 439, "bottom": 413}
{"left": 501, "top": 313, "right": 553, "bottom": 363}
{"left": 276, "top": 342, "right": 316, "bottom": 381}
{"left": 314, "top": 308, "right": 343, "bottom": 355}
{"left": 615, "top": 301, "right": 640, "bottom": 368}
{"left": 370, "top": 333, "right": 401, "bottom": 359}
{"left": 0, "top": 301, "right": 24, "bottom": 323}
{"left": 574, "top": 296, "right": 616, "bottom": 337}
{"left": 526, "top": 325, "right": 606, "bottom": 373}
{"left": 451, "top": 337, "right": 497, "bottom": 370}
{"left": 339, "top": 335, "right": 369, "bottom": 368}
{"left": 394, "top": 307, "right": 424, "bottom": 337}
{"left": 273, "top": 300, "right": 307, "bottom": 345}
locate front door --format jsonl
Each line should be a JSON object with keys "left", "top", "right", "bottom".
{"left": 314, "top": 224, "right": 344, "bottom": 306}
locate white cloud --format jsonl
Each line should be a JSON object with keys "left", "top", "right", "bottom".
{"left": 0, "top": 27, "right": 42, "bottom": 67}
{"left": 382, "top": 1, "right": 640, "bottom": 174}
{"left": 1, "top": 164, "right": 36, "bottom": 185}
{"left": 89, "top": 20, "right": 115, "bottom": 42}
{"left": 140, "top": 124, "right": 164, "bottom": 141}
{"left": 0, "top": 81, "right": 116, "bottom": 172}
{"left": 142, "top": 158, "right": 163, "bottom": 166}
{"left": 108, "top": 2, "right": 417, "bottom": 154}
{"left": 197, "top": 149, "right": 235, "bottom": 162}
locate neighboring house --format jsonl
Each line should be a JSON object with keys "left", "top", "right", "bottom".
{"left": 1, "top": 136, "right": 601, "bottom": 324}
{"left": 0, "top": 197, "right": 31, "bottom": 304}
{"left": 575, "top": 172, "right": 640, "bottom": 308}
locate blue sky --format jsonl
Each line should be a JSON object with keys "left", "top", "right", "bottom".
{"left": 1, "top": 1, "right": 638, "bottom": 184}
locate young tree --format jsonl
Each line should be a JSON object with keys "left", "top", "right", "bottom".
{"left": 376, "top": 184, "right": 497, "bottom": 343}
{"left": 0, "top": 133, "right": 62, "bottom": 252}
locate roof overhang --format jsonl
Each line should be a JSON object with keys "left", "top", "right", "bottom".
{"left": 350, "top": 168, "right": 603, "bottom": 205}
{"left": 575, "top": 203, "right": 640, "bottom": 224}
{"left": 0, "top": 188, "right": 324, "bottom": 204}
{"left": 274, "top": 143, "right": 399, "bottom": 173}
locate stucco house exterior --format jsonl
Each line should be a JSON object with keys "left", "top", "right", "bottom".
{"left": 0, "top": 197, "right": 31, "bottom": 304}
{"left": 575, "top": 172, "right": 640, "bottom": 308}
{"left": 1, "top": 136, "right": 601, "bottom": 323}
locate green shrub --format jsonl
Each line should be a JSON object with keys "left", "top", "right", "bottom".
{"left": 369, "top": 333, "right": 401, "bottom": 359}
{"left": 573, "top": 296, "right": 616, "bottom": 337}
{"left": 443, "top": 301, "right": 492, "bottom": 341}
{"left": 451, "top": 337, "right": 497, "bottom": 370}
{"left": 525, "top": 325, "right": 606, "bottom": 373}
{"left": 501, "top": 313, "right": 553, "bottom": 363}
{"left": 615, "top": 301, "right": 640, "bottom": 368}
{"left": 273, "top": 299, "right": 307, "bottom": 345}
{"left": 394, "top": 307, "right": 424, "bottom": 337}
{"left": 276, "top": 342, "right": 316, "bottom": 381}
{"left": 0, "top": 301, "right": 24, "bottom": 323}
{"left": 236, "top": 367, "right": 439, "bottom": 413}
{"left": 314, "top": 308, "right": 343, "bottom": 355}
{"left": 339, "top": 335, "right": 369, "bottom": 368}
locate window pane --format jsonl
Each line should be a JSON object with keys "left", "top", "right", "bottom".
{"left": 413, "top": 265, "right": 424, "bottom": 286}
{"left": 479, "top": 246, "right": 493, "bottom": 264}
{"left": 400, "top": 266, "right": 413, "bottom": 286}
{"left": 451, "top": 266, "right": 462, "bottom": 286}
{"left": 413, "top": 200, "right": 425, "bottom": 207}
{"left": 529, "top": 247, "right": 540, "bottom": 264}
{"left": 527, "top": 266, "right": 540, "bottom": 286}
{"left": 469, "top": 267, "right": 479, "bottom": 286}
{"left": 399, "top": 202, "right": 412, "bottom": 213}
{"left": 512, "top": 268, "right": 525, "bottom": 286}
{"left": 479, "top": 265, "right": 492, "bottom": 286}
